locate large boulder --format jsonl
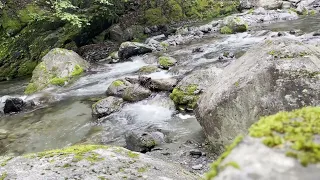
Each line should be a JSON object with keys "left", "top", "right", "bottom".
{"left": 240, "top": 0, "right": 283, "bottom": 9}
{"left": 206, "top": 107, "right": 320, "bottom": 180}
{"left": 0, "top": 145, "right": 199, "bottom": 180}
{"left": 92, "top": 97, "right": 124, "bottom": 118}
{"left": 106, "top": 79, "right": 152, "bottom": 102}
{"left": 195, "top": 38, "right": 320, "bottom": 153}
{"left": 118, "top": 42, "right": 152, "bottom": 60}
{"left": 25, "top": 48, "right": 89, "bottom": 94}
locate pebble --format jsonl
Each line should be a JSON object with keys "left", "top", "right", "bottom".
{"left": 192, "top": 164, "right": 203, "bottom": 170}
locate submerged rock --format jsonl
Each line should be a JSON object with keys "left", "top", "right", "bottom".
{"left": 0, "top": 145, "right": 199, "bottom": 180}
{"left": 207, "top": 107, "right": 320, "bottom": 180}
{"left": 25, "top": 48, "right": 89, "bottom": 95}
{"left": 118, "top": 42, "right": 152, "bottom": 60}
{"left": 92, "top": 97, "right": 124, "bottom": 118}
{"left": 195, "top": 38, "right": 320, "bottom": 154}
{"left": 106, "top": 80, "right": 151, "bottom": 102}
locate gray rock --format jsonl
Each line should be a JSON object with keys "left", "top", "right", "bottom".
{"left": 108, "top": 24, "right": 124, "bottom": 42}
{"left": 297, "top": 0, "right": 316, "bottom": 13}
{"left": 0, "top": 145, "right": 199, "bottom": 180}
{"left": 125, "top": 131, "right": 158, "bottom": 152}
{"left": 195, "top": 38, "right": 320, "bottom": 154}
{"left": 282, "top": 1, "right": 292, "bottom": 9}
{"left": 92, "top": 97, "right": 124, "bottom": 118}
{"left": 150, "top": 78, "right": 178, "bottom": 91}
{"left": 106, "top": 80, "right": 151, "bottom": 102}
{"left": 118, "top": 42, "right": 152, "bottom": 59}
{"left": 158, "top": 56, "right": 177, "bottom": 69}
{"left": 123, "top": 84, "right": 152, "bottom": 102}
{"left": 0, "top": 129, "right": 9, "bottom": 140}
{"left": 138, "top": 65, "right": 160, "bottom": 75}
{"left": 25, "top": 48, "right": 89, "bottom": 94}
{"left": 240, "top": 0, "right": 283, "bottom": 9}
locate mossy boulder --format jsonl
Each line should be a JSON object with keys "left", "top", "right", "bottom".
{"left": 0, "top": 145, "right": 199, "bottom": 179}
{"left": 170, "top": 84, "right": 201, "bottom": 111}
{"left": 221, "top": 16, "right": 248, "bottom": 33}
{"left": 106, "top": 79, "right": 152, "bottom": 102}
{"left": 206, "top": 107, "right": 320, "bottom": 180}
{"left": 158, "top": 56, "right": 177, "bottom": 69}
{"left": 195, "top": 38, "right": 320, "bottom": 154}
{"left": 25, "top": 48, "right": 89, "bottom": 94}
{"left": 138, "top": 65, "right": 160, "bottom": 74}
{"left": 92, "top": 96, "right": 124, "bottom": 118}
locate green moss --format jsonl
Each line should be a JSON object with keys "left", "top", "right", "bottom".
{"left": 248, "top": 9, "right": 254, "bottom": 14}
{"left": 27, "top": 145, "right": 108, "bottom": 163}
{"left": 138, "top": 65, "right": 159, "bottom": 74}
{"left": 0, "top": 157, "right": 13, "bottom": 167}
{"left": 0, "top": 172, "right": 7, "bottom": 180}
{"left": 112, "top": 80, "right": 125, "bottom": 87}
{"left": 127, "top": 151, "right": 139, "bottom": 159}
{"left": 24, "top": 83, "right": 38, "bottom": 95}
{"left": 17, "top": 61, "right": 38, "bottom": 77}
{"left": 169, "top": 84, "right": 200, "bottom": 110}
{"left": 71, "top": 65, "right": 84, "bottom": 77}
{"left": 249, "top": 107, "right": 320, "bottom": 167}
{"left": 205, "top": 135, "right": 244, "bottom": 179}
{"left": 63, "top": 163, "right": 71, "bottom": 168}
{"left": 159, "top": 56, "right": 176, "bottom": 68}
{"left": 50, "top": 77, "right": 67, "bottom": 86}
{"left": 220, "top": 26, "right": 233, "bottom": 34}
{"left": 137, "top": 166, "right": 148, "bottom": 173}
{"left": 310, "top": 10, "right": 317, "bottom": 16}
{"left": 145, "top": 8, "right": 168, "bottom": 25}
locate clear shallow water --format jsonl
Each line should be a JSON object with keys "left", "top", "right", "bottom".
{"left": 0, "top": 15, "right": 319, "bottom": 156}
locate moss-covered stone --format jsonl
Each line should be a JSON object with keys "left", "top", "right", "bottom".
{"left": 158, "top": 56, "right": 177, "bottom": 69}
{"left": 138, "top": 65, "right": 159, "bottom": 74}
{"left": 220, "top": 26, "right": 233, "bottom": 34}
{"left": 50, "top": 77, "right": 67, "bottom": 86}
{"left": 249, "top": 107, "right": 320, "bottom": 167}
{"left": 169, "top": 84, "right": 200, "bottom": 110}
{"left": 112, "top": 80, "right": 125, "bottom": 87}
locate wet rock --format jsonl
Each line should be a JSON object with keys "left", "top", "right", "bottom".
{"left": 78, "top": 42, "right": 118, "bottom": 63}
{"left": 125, "top": 131, "right": 159, "bottom": 153}
{"left": 313, "top": 31, "right": 320, "bottom": 36}
{"left": 118, "top": 42, "right": 152, "bottom": 59}
{"left": 190, "top": 149, "right": 202, "bottom": 156}
{"left": 210, "top": 107, "right": 320, "bottom": 180}
{"left": 122, "top": 84, "right": 152, "bottom": 102}
{"left": 158, "top": 56, "right": 177, "bottom": 69}
{"left": 3, "top": 98, "right": 25, "bottom": 114}
{"left": 149, "top": 78, "right": 178, "bottom": 91}
{"left": 106, "top": 80, "right": 151, "bottom": 102}
{"left": 195, "top": 38, "right": 320, "bottom": 154}
{"left": 92, "top": 97, "right": 124, "bottom": 118}
{"left": 192, "top": 47, "right": 205, "bottom": 53}
{"left": 25, "top": 48, "right": 89, "bottom": 95}
{"left": 282, "top": 1, "right": 292, "bottom": 9}
{"left": 138, "top": 65, "right": 160, "bottom": 75}
{"left": 0, "top": 145, "right": 199, "bottom": 180}
{"left": 221, "top": 16, "right": 248, "bottom": 34}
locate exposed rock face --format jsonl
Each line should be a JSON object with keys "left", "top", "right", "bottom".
{"left": 92, "top": 97, "right": 124, "bottom": 118}
{"left": 0, "top": 145, "right": 199, "bottom": 180}
{"left": 207, "top": 107, "right": 320, "bottom": 180}
{"left": 106, "top": 79, "right": 152, "bottom": 102}
{"left": 195, "top": 38, "right": 320, "bottom": 153}
{"left": 118, "top": 42, "right": 152, "bottom": 60}
{"left": 25, "top": 48, "right": 89, "bottom": 94}
{"left": 240, "top": 0, "right": 283, "bottom": 9}
{"left": 78, "top": 42, "right": 118, "bottom": 63}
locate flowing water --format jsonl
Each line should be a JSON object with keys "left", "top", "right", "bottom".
{"left": 0, "top": 15, "right": 319, "bottom": 169}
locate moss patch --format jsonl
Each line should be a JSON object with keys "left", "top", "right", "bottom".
{"left": 26, "top": 145, "right": 108, "bottom": 163}
{"left": 0, "top": 172, "right": 7, "bottom": 180}
{"left": 169, "top": 84, "right": 199, "bottom": 110}
{"left": 205, "top": 135, "right": 244, "bottom": 179}
{"left": 220, "top": 26, "right": 233, "bottom": 34}
{"left": 249, "top": 107, "right": 320, "bottom": 167}
{"left": 138, "top": 65, "right": 159, "bottom": 74}
{"left": 112, "top": 80, "right": 125, "bottom": 87}
{"left": 50, "top": 77, "right": 67, "bottom": 86}
{"left": 0, "top": 157, "right": 13, "bottom": 167}
{"left": 127, "top": 151, "right": 139, "bottom": 159}
{"left": 159, "top": 56, "right": 176, "bottom": 69}
{"left": 24, "top": 83, "right": 38, "bottom": 95}
{"left": 71, "top": 65, "right": 84, "bottom": 77}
